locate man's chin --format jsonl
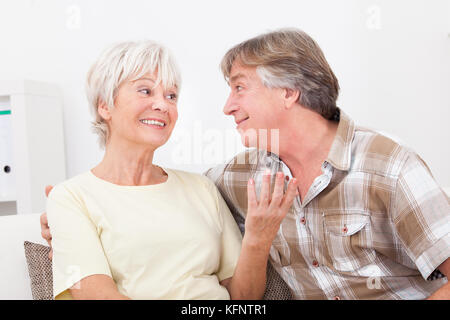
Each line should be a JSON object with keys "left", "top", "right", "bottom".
{"left": 239, "top": 133, "right": 258, "bottom": 149}
{"left": 238, "top": 127, "right": 272, "bottom": 150}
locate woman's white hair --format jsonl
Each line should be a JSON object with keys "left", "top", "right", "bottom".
{"left": 86, "top": 40, "right": 181, "bottom": 148}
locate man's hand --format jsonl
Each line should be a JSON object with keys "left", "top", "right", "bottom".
{"left": 40, "top": 185, "right": 53, "bottom": 260}
{"left": 244, "top": 169, "right": 298, "bottom": 251}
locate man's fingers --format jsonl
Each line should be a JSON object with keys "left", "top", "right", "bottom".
{"left": 281, "top": 178, "right": 298, "bottom": 212}
{"left": 41, "top": 228, "right": 52, "bottom": 242}
{"left": 43, "top": 186, "right": 54, "bottom": 261}
{"left": 259, "top": 169, "right": 271, "bottom": 206}
{"left": 45, "top": 185, "right": 53, "bottom": 198}
{"left": 40, "top": 212, "right": 48, "bottom": 226}
{"left": 247, "top": 178, "right": 258, "bottom": 210}
{"left": 269, "top": 172, "right": 285, "bottom": 208}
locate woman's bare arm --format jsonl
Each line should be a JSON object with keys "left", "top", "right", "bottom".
{"left": 221, "top": 171, "right": 298, "bottom": 299}
{"left": 69, "top": 274, "right": 130, "bottom": 300}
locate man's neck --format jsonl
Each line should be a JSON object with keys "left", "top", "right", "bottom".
{"left": 275, "top": 108, "right": 339, "bottom": 199}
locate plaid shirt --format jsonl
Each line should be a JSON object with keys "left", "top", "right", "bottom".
{"left": 205, "top": 110, "right": 449, "bottom": 300}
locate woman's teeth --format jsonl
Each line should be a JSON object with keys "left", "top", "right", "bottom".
{"left": 140, "top": 119, "right": 165, "bottom": 127}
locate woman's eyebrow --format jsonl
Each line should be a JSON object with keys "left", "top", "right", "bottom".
{"left": 133, "top": 77, "right": 156, "bottom": 83}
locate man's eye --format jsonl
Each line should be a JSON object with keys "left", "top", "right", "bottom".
{"left": 236, "top": 86, "right": 243, "bottom": 92}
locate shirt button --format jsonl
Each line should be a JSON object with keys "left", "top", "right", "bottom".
{"left": 312, "top": 260, "right": 319, "bottom": 267}
{"left": 343, "top": 225, "right": 348, "bottom": 234}
{"left": 285, "top": 176, "right": 290, "bottom": 181}
{"left": 300, "top": 217, "right": 306, "bottom": 225}
{"left": 334, "top": 296, "right": 341, "bottom": 300}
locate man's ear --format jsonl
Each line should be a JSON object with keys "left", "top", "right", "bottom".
{"left": 97, "top": 100, "right": 111, "bottom": 121}
{"left": 283, "top": 88, "right": 300, "bottom": 109}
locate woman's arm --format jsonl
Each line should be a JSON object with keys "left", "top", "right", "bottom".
{"left": 427, "top": 258, "right": 450, "bottom": 300}
{"left": 47, "top": 184, "right": 117, "bottom": 299}
{"left": 221, "top": 171, "right": 298, "bottom": 299}
{"left": 69, "top": 274, "right": 130, "bottom": 300}
{"left": 219, "top": 238, "right": 272, "bottom": 299}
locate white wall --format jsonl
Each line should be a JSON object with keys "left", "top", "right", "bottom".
{"left": 0, "top": 0, "right": 449, "bottom": 187}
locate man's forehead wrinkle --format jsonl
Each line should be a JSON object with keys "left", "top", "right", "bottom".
{"left": 230, "top": 73, "right": 247, "bottom": 83}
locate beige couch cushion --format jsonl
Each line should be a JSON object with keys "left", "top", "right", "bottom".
{"left": 22, "top": 240, "right": 292, "bottom": 300}
{"left": 263, "top": 262, "right": 293, "bottom": 300}
{"left": 23, "top": 241, "right": 53, "bottom": 300}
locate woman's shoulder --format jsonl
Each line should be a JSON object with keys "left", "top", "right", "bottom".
{"left": 165, "top": 167, "right": 218, "bottom": 192}
{"left": 165, "top": 167, "right": 211, "bottom": 183}
{"left": 47, "top": 171, "right": 94, "bottom": 200}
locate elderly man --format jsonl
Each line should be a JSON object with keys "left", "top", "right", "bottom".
{"left": 41, "top": 28, "right": 449, "bottom": 300}
{"left": 204, "top": 28, "right": 449, "bottom": 300}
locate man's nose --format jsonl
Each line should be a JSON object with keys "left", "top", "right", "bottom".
{"left": 223, "top": 94, "right": 238, "bottom": 115}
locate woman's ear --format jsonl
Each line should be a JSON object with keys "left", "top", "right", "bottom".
{"left": 283, "top": 88, "right": 300, "bottom": 109}
{"left": 97, "top": 100, "right": 111, "bottom": 121}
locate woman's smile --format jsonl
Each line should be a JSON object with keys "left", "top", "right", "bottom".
{"left": 139, "top": 118, "right": 167, "bottom": 129}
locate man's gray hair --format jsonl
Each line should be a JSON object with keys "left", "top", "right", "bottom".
{"left": 86, "top": 40, "right": 181, "bottom": 148}
{"left": 221, "top": 28, "right": 340, "bottom": 121}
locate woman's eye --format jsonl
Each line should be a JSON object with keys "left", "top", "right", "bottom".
{"left": 167, "top": 93, "right": 177, "bottom": 100}
{"left": 139, "top": 89, "right": 151, "bottom": 95}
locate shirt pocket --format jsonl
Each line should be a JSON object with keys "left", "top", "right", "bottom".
{"left": 323, "top": 211, "right": 376, "bottom": 272}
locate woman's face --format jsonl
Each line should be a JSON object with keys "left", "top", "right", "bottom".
{"left": 101, "top": 71, "right": 179, "bottom": 149}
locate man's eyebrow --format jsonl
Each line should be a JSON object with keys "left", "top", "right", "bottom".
{"left": 229, "top": 73, "right": 247, "bottom": 83}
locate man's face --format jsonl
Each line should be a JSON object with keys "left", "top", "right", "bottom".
{"left": 223, "top": 62, "right": 285, "bottom": 149}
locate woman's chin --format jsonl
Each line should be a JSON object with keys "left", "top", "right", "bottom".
{"left": 138, "top": 137, "right": 169, "bottom": 149}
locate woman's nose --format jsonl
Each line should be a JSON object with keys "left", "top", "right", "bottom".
{"left": 152, "top": 96, "right": 168, "bottom": 112}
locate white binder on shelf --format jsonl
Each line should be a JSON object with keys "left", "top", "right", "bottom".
{"left": 0, "top": 80, "right": 66, "bottom": 216}
{"left": 0, "top": 97, "right": 16, "bottom": 202}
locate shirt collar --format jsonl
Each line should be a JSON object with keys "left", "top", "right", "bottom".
{"left": 325, "top": 110, "right": 355, "bottom": 171}
{"left": 264, "top": 109, "right": 355, "bottom": 172}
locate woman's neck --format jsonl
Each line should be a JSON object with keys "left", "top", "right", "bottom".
{"left": 91, "top": 137, "right": 167, "bottom": 186}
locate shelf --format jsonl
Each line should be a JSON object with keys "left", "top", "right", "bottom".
{"left": 0, "top": 197, "right": 16, "bottom": 203}
{"left": 0, "top": 80, "right": 66, "bottom": 215}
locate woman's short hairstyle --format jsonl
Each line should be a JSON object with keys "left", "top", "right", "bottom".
{"left": 86, "top": 40, "right": 181, "bottom": 147}
{"left": 220, "top": 28, "right": 340, "bottom": 121}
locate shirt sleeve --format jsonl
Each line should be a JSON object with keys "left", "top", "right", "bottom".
{"left": 391, "top": 152, "right": 450, "bottom": 281}
{"left": 204, "top": 165, "right": 246, "bottom": 235}
{"left": 46, "top": 184, "right": 112, "bottom": 299}
{"left": 204, "top": 178, "right": 243, "bottom": 281}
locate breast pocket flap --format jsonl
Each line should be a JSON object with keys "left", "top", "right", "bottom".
{"left": 323, "top": 212, "right": 369, "bottom": 237}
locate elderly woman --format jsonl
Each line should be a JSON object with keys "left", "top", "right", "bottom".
{"left": 45, "top": 40, "right": 298, "bottom": 300}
